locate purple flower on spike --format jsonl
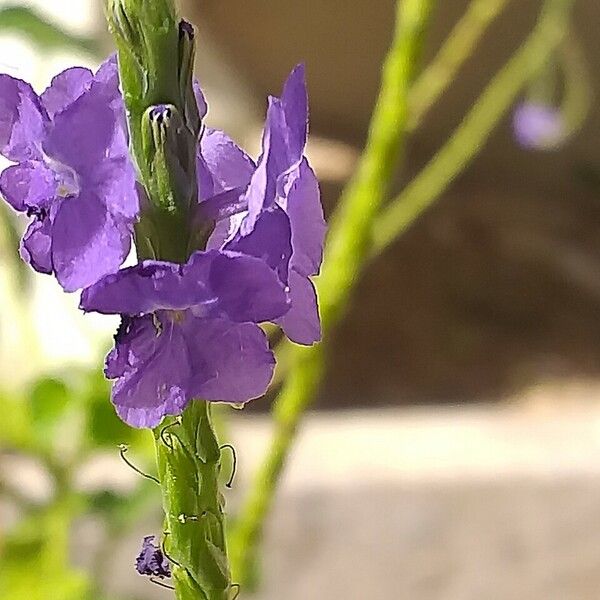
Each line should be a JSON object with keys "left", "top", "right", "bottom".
{"left": 0, "top": 57, "right": 138, "bottom": 291}
{"left": 199, "top": 65, "right": 326, "bottom": 345}
{"left": 136, "top": 535, "right": 171, "bottom": 578}
{"left": 81, "top": 249, "right": 289, "bottom": 428}
{"left": 513, "top": 102, "right": 565, "bottom": 151}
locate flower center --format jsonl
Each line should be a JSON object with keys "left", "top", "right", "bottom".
{"left": 45, "top": 156, "right": 81, "bottom": 198}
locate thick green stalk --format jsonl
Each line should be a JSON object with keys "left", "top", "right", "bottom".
{"left": 229, "top": 0, "right": 436, "bottom": 584}
{"left": 231, "top": 0, "right": 574, "bottom": 587}
{"left": 107, "top": 2, "right": 231, "bottom": 598}
{"left": 154, "top": 403, "right": 230, "bottom": 600}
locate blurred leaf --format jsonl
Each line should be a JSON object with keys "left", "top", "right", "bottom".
{"left": 86, "top": 397, "right": 135, "bottom": 448}
{"left": 29, "top": 377, "right": 71, "bottom": 439}
{"left": 86, "top": 482, "right": 159, "bottom": 530}
{"left": 0, "top": 502, "right": 91, "bottom": 600}
{"left": 80, "top": 369, "right": 136, "bottom": 449}
{"left": 0, "top": 6, "right": 100, "bottom": 56}
{"left": 0, "top": 202, "right": 30, "bottom": 293}
{"left": 0, "top": 390, "right": 35, "bottom": 450}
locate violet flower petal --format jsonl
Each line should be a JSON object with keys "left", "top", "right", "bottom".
{"left": 81, "top": 250, "right": 289, "bottom": 323}
{"left": 281, "top": 159, "right": 325, "bottom": 278}
{"left": 513, "top": 102, "right": 564, "bottom": 150}
{"left": 186, "top": 317, "right": 275, "bottom": 403}
{"left": 20, "top": 217, "right": 53, "bottom": 274}
{"left": 40, "top": 66, "right": 93, "bottom": 118}
{"left": 0, "top": 75, "right": 47, "bottom": 161}
{"left": 274, "top": 269, "right": 321, "bottom": 344}
{"left": 242, "top": 64, "right": 308, "bottom": 231}
{"left": 225, "top": 205, "right": 292, "bottom": 283}
{"left": 43, "top": 87, "right": 116, "bottom": 178}
{"left": 198, "top": 127, "right": 256, "bottom": 199}
{"left": 51, "top": 192, "right": 131, "bottom": 292}
{"left": 92, "top": 157, "right": 140, "bottom": 220}
{"left": 0, "top": 161, "right": 57, "bottom": 212}
{"left": 135, "top": 535, "right": 171, "bottom": 578}
{"left": 108, "top": 315, "right": 191, "bottom": 429}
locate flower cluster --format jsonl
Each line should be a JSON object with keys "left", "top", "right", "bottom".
{"left": 0, "top": 58, "right": 325, "bottom": 428}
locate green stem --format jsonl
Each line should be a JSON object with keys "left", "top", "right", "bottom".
{"left": 269, "top": 0, "right": 510, "bottom": 391}
{"left": 107, "top": 1, "right": 232, "bottom": 597}
{"left": 407, "top": 0, "right": 511, "bottom": 130}
{"left": 373, "top": 0, "right": 573, "bottom": 253}
{"left": 231, "top": 0, "right": 574, "bottom": 587}
{"left": 154, "top": 403, "right": 230, "bottom": 600}
{"left": 316, "top": 0, "right": 435, "bottom": 326}
{"left": 229, "top": 0, "right": 436, "bottom": 585}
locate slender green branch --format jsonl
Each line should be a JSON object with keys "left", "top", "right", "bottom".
{"left": 316, "top": 0, "right": 436, "bottom": 325}
{"left": 231, "top": 0, "right": 574, "bottom": 588}
{"left": 408, "top": 0, "right": 512, "bottom": 130}
{"left": 269, "top": 0, "right": 511, "bottom": 391}
{"left": 374, "top": 0, "right": 573, "bottom": 253}
{"left": 229, "top": 0, "right": 436, "bottom": 585}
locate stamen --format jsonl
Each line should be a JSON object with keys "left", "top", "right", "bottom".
{"left": 220, "top": 444, "right": 237, "bottom": 489}
{"left": 149, "top": 577, "right": 175, "bottom": 590}
{"left": 119, "top": 444, "right": 160, "bottom": 484}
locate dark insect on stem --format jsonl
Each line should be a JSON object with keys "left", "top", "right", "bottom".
{"left": 220, "top": 444, "right": 237, "bottom": 489}
{"left": 118, "top": 444, "right": 160, "bottom": 484}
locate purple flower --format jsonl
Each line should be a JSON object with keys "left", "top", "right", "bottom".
{"left": 136, "top": 535, "right": 171, "bottom": 578}
{"left": 81, "top": 249, "right": 289, "bottom": 428}
{"left": 513, "top": 102, "right": 565, "bottom": 151}
{"left": 0, "top": 57, "right": 138, "bottom": 291}
{"left": 198, "top": 65, "right": 326, "bottom": 345}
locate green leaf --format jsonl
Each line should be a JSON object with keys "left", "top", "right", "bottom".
{"left": 0, "top": 504, "right": 92, "bottom": 600}
{"left": 86, "top": 397, "right": 135, "bottom": 448}
{"left": 0, "top": 6, "right": 100, "bottom": 56}
{"left": 28, "top": 377, "right": 71, "bottom": 440}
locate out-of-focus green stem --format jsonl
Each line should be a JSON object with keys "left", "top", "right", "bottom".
{"left": 560, "top": 31, "right": 592, "bottom": 138}
{"left": 408, "top": 0, "right": 511, "bottom": 130}
{"left": 269, "top": 0, "right": 511, "bottom": 390}
{"left": 374, "top": 0, "right": 573, "bottom": 253}
{"left": 229, "top": 0, "right": 436, "bottom": 586}
{"left": 231, "top": 0, "right": 574, "bottom": 588}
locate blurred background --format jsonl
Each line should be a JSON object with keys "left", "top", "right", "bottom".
{"left": 1, "top": 0, "right": 600, "bottom": 598}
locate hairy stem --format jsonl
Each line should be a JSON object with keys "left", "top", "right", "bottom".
{"left": 154, "top": 403, "right": 230, "bottom": 600}
{"left": 231, "top": 0, "right": 574, "bottom": 587}
{"left": 229, "top": 0, "right": 436, "bottom": 585}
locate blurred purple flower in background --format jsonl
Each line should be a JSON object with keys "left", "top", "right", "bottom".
{"left": 512, "top": 102, "right": 565, "bottom": 151}
{"left": 135, "top": 536, "right": 171, "bottom": 578}
{"left": 0, "top": 57, "right": 138, "bottom": 291}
